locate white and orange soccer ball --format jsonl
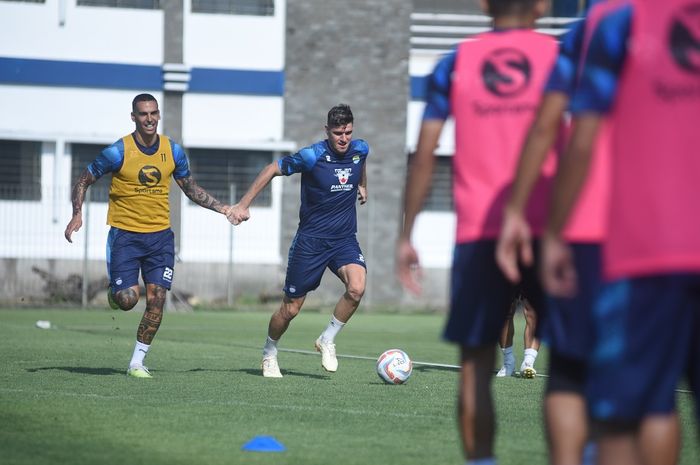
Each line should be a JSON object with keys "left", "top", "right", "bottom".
{"left": 376, "top": 349, "right": 413, "bottom": 384}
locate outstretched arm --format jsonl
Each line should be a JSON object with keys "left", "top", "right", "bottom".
{"left": 228, "top": 161, "right": 282, "bottom": 225}
{"left": 396, "top": 119, "right": 444, "bottom": 295}
{"left": 496, "top": 92, "right": 569, "bottom": 283}
{"left": 175, "top": 175, "right": 230, "bottom": 217}
{"left": 64, "top": 169, "right": 97, "bottom": 243}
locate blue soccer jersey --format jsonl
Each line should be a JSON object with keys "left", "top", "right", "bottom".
{"left": 422, "top": 51, "right": 456, "bottom": 122}
{"left": 544, "top": 18, "right": 586, "bottom": 96}
{"left": 278, "top": 139, "right": 369, "bottom": 238}
{"left": 570, "top": 3, "right": 633, "bottom": 114}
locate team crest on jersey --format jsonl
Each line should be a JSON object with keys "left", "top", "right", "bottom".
{"left": 352, "top": 155, "right": 360, "bottom": 164}
{"left": 334, "top": 168, "right": 351, "bottom": 184}
{"left": 669, "top": 3, "right": 700, "bottom": 75}
{"left": 481, "top": 48, "right": 531, "bottom": 97}
{"left": 331, "top": 168, "right": 354, "bottom": 192}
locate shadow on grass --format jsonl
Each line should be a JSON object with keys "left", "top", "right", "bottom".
{"left": 27, "top": 367, "right": 123, "bottom": 375}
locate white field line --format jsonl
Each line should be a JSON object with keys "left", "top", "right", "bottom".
{"left": 278, "top": 348, "right": 696, "bottom": 394}
{"left": 279, "top": 347, "right": 461, "bottom": 369}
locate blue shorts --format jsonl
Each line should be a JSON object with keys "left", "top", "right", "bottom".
{"left": 444, "top": 240, "right": 545, "bottom": 347}
{"left": 587, "top": 274, "right": 700, "bottom": 423}
{"left": 543, "top": 243, "right": 602, "bottom": 361}
{"left": 106, "top": 227, "right": 175, "bottom": 291}
{"left": 283, "top": 233, "right": 366, "bottom": 298}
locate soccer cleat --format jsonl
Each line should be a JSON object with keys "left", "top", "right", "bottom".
{"left": 496, "top": 363, "right": 515, "bottom": 377}
{"left": 496, "top": 356, "right": 515, "bottom": 377}
{"left": 314, "top": 337, "right": 338, "bottom": 372}
{"left": 126, "top": 365, "right": 153, "bottom": 378}
{"left": 261, "top": 356, "right": 283, "bottom": 378}
{"left": 521, "top": 361, "right": 537, "bottom": 379}
{"left": 107, "top": 287, "right": 120, "bottom": 310}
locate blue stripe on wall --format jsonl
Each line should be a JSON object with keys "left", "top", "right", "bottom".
{"left": 189, "top": 68, "right": 284, "bottom": 95}
{"left": 411, "top": 75, "right": 428, "bottom": 101}
{"left": 0, "top": 57, "right": 285, "bottom": 96}
{"left": 0, "top": 57, "right": 162, "bottom": 90}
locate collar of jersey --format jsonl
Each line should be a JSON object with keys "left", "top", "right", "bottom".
{"left": 131, "top": 133, "right": 161, "bottom": 155}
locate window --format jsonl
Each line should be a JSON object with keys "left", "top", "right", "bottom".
{"left": 416, "top": 154, "right": 452, "bottom": 212}
{"left": 187, "top": 148, "right": 274, "bottom": 206}
{"left": 70, "top": 143, "right": 112, "bottom": 203}
{"left": 192, "top": 0, "right": 274, "bottom": 16}
{"left": 77, "top": 0, "right": 159, "bottom": 9}
{"left": 0, "top": 140, "right": 42, "bottom": 201}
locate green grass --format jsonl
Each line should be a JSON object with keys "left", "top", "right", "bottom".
{"left": 0, "top": 309, "right": 697, "bottom": 465}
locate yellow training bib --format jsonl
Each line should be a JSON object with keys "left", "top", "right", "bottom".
{"left": 107, "top": 134, "right": 175, "bottom": 233}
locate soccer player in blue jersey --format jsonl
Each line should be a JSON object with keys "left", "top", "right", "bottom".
{"left": 64, "top": 93, "right": 235, "bottom": 378}
{"left": 496, "top": 8, "right": 607, "bottom": 464}
{"left": 497, "top": 3, "right": 681, "bottom": 463}
{"left": 397, "top": 1, "right": 557, "bottom": 463}
{"left": 229, "top": 104, "right": 369, "bottom": 378}
{"left": 541, "top": 1, "right": 698, "bottom": 463}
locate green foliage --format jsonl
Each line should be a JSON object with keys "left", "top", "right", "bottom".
{"left": 0, "top": 309, "right": 697, "bottom": 465}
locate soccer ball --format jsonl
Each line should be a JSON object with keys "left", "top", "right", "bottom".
{"left": 376, "top": 349, "right": 413, "bottom": 384}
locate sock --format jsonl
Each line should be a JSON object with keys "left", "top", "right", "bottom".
{"left": 129, "top": 341, "right": 150, "bottom": 368}
{"left": 262, "top": 336, "right": 278, "bottom": 358}
{"left": 523, "top": 348, "right": 538, "bottom": 366}
{"left": 319, "top": 315, "right": 346, "bottom": 343}
{"left": 466, "top": 458, "right": 497, "bottom": 465}
{"left": 501, "top": 346, "right": 514, "bottom": 366}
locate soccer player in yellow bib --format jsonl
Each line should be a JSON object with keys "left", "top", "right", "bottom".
{"left": 64, "top": 93, "right": 235, "bottom": 378}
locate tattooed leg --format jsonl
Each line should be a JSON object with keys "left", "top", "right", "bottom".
{"left": 114, "top": 285, "right": 139, "bottom": 311}
{"left": 137, "top": 284, "right": 166, "bottom": 344}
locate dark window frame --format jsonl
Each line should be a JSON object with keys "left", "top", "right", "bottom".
{"left": 0, "top": 139, "right": 42, "bottom": 202}
{"left": 187, "top": 147, "right": 275, "bottom": 207}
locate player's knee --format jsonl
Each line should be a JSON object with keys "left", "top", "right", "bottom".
{"left": 546, "top": 352, "right": 586, "bottom": 395}
{"left": 345, "top": 283, "right": 365, "bottom": 303}
{"left": 280, "top": 298, "right": 303, "bottom": 321}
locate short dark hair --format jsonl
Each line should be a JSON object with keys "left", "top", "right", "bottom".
{"left": 132, "top": 93, "right": 158, "bottom": 112}
{"left": 327, "top": 104, "right": 354, "bottom": 128}
{"left": 487, "top": 0, "right": 539, "bottom": 17}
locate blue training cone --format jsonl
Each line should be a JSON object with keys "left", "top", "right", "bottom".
{"left": 241, "top": 435, "right": 286, "bottom": 452}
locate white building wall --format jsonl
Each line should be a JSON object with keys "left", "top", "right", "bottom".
{"left": 184, "top": 0, "right": 285, "bottom": 70}
{"left": 0, "top": 1, "right": 163, "bottom": 64}
{"left": 406, "top": 51, "right": 456, "bottom": 269}
{"left": 0, "top": 0, "right": 287, "bottom": 268}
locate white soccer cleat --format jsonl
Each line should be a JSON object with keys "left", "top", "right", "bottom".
{"left": 496, "top": 364, "right": 515, "bottom": 377}
{"left": 261, "top": 355, "right": 283, "bottom": 378}
{"left": 496, "top": 356, "right": 515, "bottom": 377}
{"left": 314, "top": 338, "right": 338, "bottom": 372}
{"left": 521, "top": 361, "right": 537, "bottom": 379}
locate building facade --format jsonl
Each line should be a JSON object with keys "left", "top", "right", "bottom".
{"left": 0, "top": 0, "right": 577, "bottom": 309}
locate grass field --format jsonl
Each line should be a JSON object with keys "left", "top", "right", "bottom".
{"left": 1, "top": 308, "right": 698, "bottom": 465}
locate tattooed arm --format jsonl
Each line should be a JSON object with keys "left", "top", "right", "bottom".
{"left": 176, "top": 175, "right": 230, "bottom": 216}
{"left": 64, "top": 169, "right": 97, "bottom": 243}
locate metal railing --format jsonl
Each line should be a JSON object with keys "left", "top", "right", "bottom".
{"left": 411, "top": 13, "right": 579, "bottom": 54}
